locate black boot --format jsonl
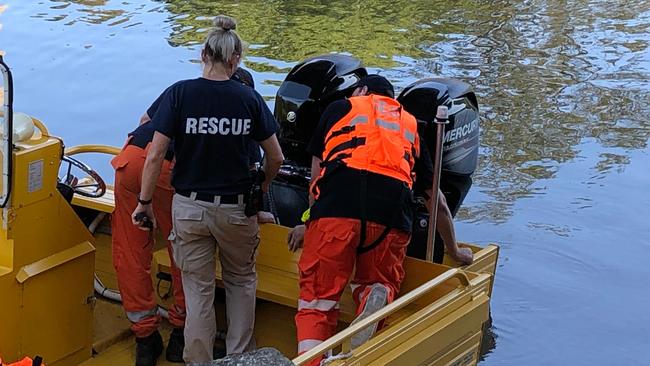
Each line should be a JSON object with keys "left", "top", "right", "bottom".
{"left": 165, "top": 328, "right": 185, "bottom": 363}
{"left": 135, "top": 330, "right": 163, "bottom": 366}
{"left": 213, "top": 339, "right": 227, "bottom": 360}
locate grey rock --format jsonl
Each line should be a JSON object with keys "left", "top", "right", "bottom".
{"left": 211, "top": 347, "right": 295, "bottom": 366}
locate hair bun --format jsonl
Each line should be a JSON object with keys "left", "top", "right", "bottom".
{"left": 213, "top": 15, "right": 237, "bottom": 31}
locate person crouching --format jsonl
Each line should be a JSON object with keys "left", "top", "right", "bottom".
{"left": 293, "top": 75, "right": 419, "bottom": 364}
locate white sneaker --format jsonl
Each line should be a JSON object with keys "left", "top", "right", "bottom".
{"left": 350, "top": 284, "right": 388, "bottom": 349}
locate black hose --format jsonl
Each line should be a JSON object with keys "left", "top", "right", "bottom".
{"left": 0, "top": 55, "right": 13, "bottom": 208}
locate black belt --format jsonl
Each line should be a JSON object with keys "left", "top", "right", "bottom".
{"left": 176, "top": 190, "right": 246, "bottom": 204}
{"left": 127, "top": 137, "right": 174, "bottom": 161}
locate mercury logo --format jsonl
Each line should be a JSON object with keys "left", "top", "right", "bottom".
{"left": 287, "top": 111, "right": 297, "bottom": 123}
{"left": 443, "top": 118, "right": 479, "bottom": 144}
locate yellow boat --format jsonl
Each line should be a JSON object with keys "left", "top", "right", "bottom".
{"left": 0, "top": 57, "right": 499, "bottom": 366}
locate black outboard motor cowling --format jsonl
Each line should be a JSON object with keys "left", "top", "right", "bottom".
{"left": 269, "top": 54, "right": 367, "bottom": 226}
{"left": 398, "top": 78, "right": 480, "bottom": 180}
{"left": 274, "top": 54, "right": 367, "bottom": 167}
{"left": 271, "top": 57, "right": 481, "bottom": 254}
{"left": 398, "top": 78, "right": 480, "bottom": 261}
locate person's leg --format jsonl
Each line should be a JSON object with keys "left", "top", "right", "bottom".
{"left": 112, "top": 146, "right": 164, "bottom": 366}
{"left": 210, "top": 202, "right": 259, "bottom": 354}
{"left": 349, "top": 223, "right": 411, "bottom": 348}
{"left": 295, "top": 218, "right": 358, "bottom": 366}
{"left": 153, "top": 160, "right": 186, "bottom": 362}
{"left": 170, "top": 194, "right": 216, "bottom": 365}
{"left": 111, "top": 147, "right": 161, "bottom": 338}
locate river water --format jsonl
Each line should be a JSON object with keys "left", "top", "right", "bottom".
{"left": 1, "top": 1, "right": 649, "bottom": 365}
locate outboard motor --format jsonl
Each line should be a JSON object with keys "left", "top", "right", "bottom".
{"left": 398, "top": 78, "right": 480, "bottom": 261}
{"left": 270, "top": 54, "right": 367, "bottom": 226}
{"left": 269, "top": 56, "right": 481, "bottom": 261}
{"left": 275, "top": 54, "right": 367, "bottom": 166}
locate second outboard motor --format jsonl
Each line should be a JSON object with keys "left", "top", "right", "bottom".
{"left": 398, "top": 78, "right": 480, "bottom": 262}
{"left": 270, "top": 54, "right": 367, "bottom": 226}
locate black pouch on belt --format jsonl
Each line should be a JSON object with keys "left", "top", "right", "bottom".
{"left": 245, "top": 168, "right": 266, "bottom": 217}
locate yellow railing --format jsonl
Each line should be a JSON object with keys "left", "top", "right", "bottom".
{"left": 292, "top": 268, "right": 472, "bottom": 365}
{"left": 65, "top": 144, "right": 121, "bottom": 156}
{"left": 32, "top": 117, "right": 50, "bottom": 137}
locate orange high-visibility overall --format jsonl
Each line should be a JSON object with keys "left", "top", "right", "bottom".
{"left": 297, "top": 95, "right": 419, "bottom": 364}
{"left": 0, "top": 356, "right": 45, "bottom": 366}
{"left": 111, "top": 142, "right": 185, "bottom": 337}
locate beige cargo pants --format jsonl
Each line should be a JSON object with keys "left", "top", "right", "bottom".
{"left": 169, "top": 193, "right": 259, "bottom": 365}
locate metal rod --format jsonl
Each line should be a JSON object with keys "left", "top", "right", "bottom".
{"left": 0, "top": 55, "right": 14, "bottom": 228}
{"left": 425, "top": 105, "right": 449, "bottom": 262}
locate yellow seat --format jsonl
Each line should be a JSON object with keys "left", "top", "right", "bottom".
{"left": 154, "top": 223, "right": 360, "bottom": 322}
{"left": 154, "top": 223, "right": 500, "bottom": 323}
{"left": 72, "top": 187, "right": 116, "bottom": 213}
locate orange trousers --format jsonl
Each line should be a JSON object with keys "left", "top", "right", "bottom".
{"left": 295, "top": 218, "right": 410, "bottom": 365}
{"left": 111, "top": 144, "right": 185, "bottom": 338}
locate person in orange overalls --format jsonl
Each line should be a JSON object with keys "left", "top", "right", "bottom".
{"left": 111, "top": 94, "right": 185, "bottom": 366}
{"left": 112, "top": 67, "right": 264, "bottom": 366}
{"left": 291, "top": 75, "right": 420, "bottom": 364}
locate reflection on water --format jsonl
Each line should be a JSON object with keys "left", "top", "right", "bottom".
{"left": 28, "top": 0, "right": 648, "bottom": 223}
{"left": 1, "top": 0, "right": 650, "bottom": 364}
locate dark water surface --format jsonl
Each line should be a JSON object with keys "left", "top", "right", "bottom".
{"left": 2, "top": 1, "right": 649, "bottom": 364}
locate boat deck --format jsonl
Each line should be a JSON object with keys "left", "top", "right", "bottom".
{"left": 80, "top": 193, "right": 498, "bottom": 366}
{"left": 87, "top": 227, "right": 305, "bottom": 365}
{"left": 82, "top": 298, "right": 301, "bottom": 366}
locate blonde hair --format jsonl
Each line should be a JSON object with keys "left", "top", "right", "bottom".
{"left": 203, "top": 15, "right": 243, "bottom": 67}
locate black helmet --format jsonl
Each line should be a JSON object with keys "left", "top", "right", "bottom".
{"left": 274, "top": 54, "right": 367, "bottom": 166}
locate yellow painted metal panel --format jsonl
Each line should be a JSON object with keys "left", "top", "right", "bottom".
{"left": 363, "top": 293, "right": 489, "bottom": 366}
{"left": 293, "top": 270, "right": 489, "bottom": 366}
{"left": 15, "top": 241, "right": 94, "bottom": 283}
{"left": 0, "top": 238, "right": 12, "bottom": 273}
{"left": 11, "top": 138, "right": 61, "bottom": 210}
{"left": 309, "top": 275, "right": 490, "bottom": 366}
{"left": 19, "top": 249, "right": 94, "bottom": 366}
{"left": 0, "top": 265, "right": 11, "bottom": 276}
{"left": 7, "top": 191, "right": 94, "bottom": 268}
{"left": 0, "top": 135, "right": 97, "bottom": 366}
{"left": 0, "top": 267, "right": 21, "bottom": 361}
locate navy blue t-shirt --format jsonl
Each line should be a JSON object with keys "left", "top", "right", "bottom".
{"left": 151, "top": 78, "right": 278, "bottom": 195}
{"left": 144, "top": 83, "right": 262, "bottom": 165}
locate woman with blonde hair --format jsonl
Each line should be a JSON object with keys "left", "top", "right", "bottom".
{"left": 132, "top": 15, "right": 283, "bottom": 365}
